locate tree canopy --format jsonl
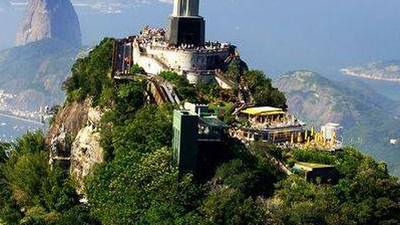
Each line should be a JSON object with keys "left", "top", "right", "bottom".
{"left": 0, "top": 132, "right": 98, "bottom": 225}
{"left": 1, "top": 38, "right": 399, "bottom": 225}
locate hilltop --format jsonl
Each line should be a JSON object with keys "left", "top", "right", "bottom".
{"left": 0, "top": 39, "right": 399, "bottom": 225}
{"left": 16, "top": 0, "right": 81, "bottom": 47}
{"left": 275, "top": 71, "right": 400, "bottom": 175}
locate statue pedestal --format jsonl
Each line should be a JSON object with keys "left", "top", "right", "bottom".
{"left": 167, "top": 16, "right": 205, "bottom": 46}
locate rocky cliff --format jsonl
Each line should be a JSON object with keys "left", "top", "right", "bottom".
{"left": 47, "top": 99, "right": 91, "bottom": 144}
{"left": 16, "top": 0, "right": 81, "bottom": 47}
{"left": 48, "top": 99, "right": 104, "bottom": 192}
{"left": 70, "top": 107, "right": 103, "bottom": 193}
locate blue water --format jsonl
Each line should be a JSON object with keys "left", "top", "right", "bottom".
{"left": 0, "top": 115, "right": 44, "bottom": 142}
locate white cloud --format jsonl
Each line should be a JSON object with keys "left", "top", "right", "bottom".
{"left": 71, "top": 0, "right": 172, "bottom": 14}
{"left": 5, "top": 0, "right": 172, "bottom": 14}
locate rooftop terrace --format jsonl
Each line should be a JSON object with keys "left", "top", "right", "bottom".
{"left": 135, "top": 26, "right": 231, "bottom": 53}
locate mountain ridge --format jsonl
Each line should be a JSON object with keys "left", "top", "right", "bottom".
{"left": 0, "top": 39, "right": 78, "bottom": 114}
{"left": 275, "top": 70, "right": 400, "bottom": 176}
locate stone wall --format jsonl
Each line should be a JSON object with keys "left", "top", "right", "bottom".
{"left": 132, "top": 42, "right": 230, "bottom": 84}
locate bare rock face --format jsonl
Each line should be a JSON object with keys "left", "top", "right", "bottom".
{"left": 16, "top": 0, "right": 81, "bottom": 47}
{"left": 70, "top": 107, "right": 104, "bottom": 193}
{"left": 46, "top": 99, "right": 91, "bottom": 145}
{"left": 48, "top": 100, "right": 104, "bottom": 193}
{"left": 70, "top": 124, "right": 103, "bottom": 193}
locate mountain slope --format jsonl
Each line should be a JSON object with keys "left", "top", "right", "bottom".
{"left": 275, "top": 71, "right": 400, "bottom": 175}
{"left": 0, "top": 39, "right": 78, "bottom": 113}
{"left": 2, "top": 40, "right": 399, "bottom": 225}
{"left": 16, "top": 0, "right": 81, "bottom": 47}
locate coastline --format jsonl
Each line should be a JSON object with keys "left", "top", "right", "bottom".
{"left": 341, "top": 69, "right": 400, "bottom": 83}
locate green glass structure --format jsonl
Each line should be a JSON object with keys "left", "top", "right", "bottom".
{"left": 173, "top": 110, "right": 199, "bottom": 173}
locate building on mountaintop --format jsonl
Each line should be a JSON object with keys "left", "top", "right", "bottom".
{"left": 112, "top": 0, "right": 244, "bottom": 84}
{"left": 230, "top": 106, "right": 306, "bottom": 144}
{"left": 173, "top": 109, "right": 199, "bottom": 174}
{"left": 229, "top": 106, "right": 344, "bottom": 152}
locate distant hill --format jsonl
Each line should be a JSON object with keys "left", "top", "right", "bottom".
{"left": 275, "top": 71, "right": 400, "bottom": 176}
{"left": 0, "top": 39, "right": 78, "bottom": 112}
{"left": 342, "top": 60, "right": 400, "bottom": 82}
{"left": 0, "top": 0, "right": 82, "bottom": 115}
{"left": 16, "top": 0, "right": 81, "bottom": 47}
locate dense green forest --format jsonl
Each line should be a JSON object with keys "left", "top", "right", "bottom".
{"left": 1, "top": 39, "right": 399, "bottom": 225}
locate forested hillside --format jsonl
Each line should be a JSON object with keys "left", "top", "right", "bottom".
{"left": 0, "top": 39, "right": 399, "bottom": 225}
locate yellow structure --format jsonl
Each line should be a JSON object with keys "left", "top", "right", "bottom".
{"left": 233, "top": 107, "right": 343, "bottom": 151}
{"left": 294, "top": 162, "right": 335, "bottom": 170}
{"left": 239, "top": 106, "right": 291, "bottom": 127}
{"left": 241, "top": 106, "right": 285, "bottom": 116}
{"left": 231, "top": 106, "right": 306, "bottom": 144}
{"left": 302, "top": 128, "right": 342, "bottom": 151}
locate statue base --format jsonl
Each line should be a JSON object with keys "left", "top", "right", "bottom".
{"left": 167, "top": 16, "right": 205, "bottom": 46}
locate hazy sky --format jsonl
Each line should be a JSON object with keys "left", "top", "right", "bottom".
{"left": 1, "top": 0, "right": 400, "bottom": 76}
{"left": 202, "top": 0, "right": 400, "bottom": 76}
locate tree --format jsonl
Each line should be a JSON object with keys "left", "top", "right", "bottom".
{"left": 112, "top": 104, "right": 173, "bottom": 156}
{"left": 159, "top": 71, "right": 198, "bottom": 102}
{"left": 63, "top": 38, "right": 114, "bottom": 106}
{"left": 267, "top": 148, "right": 400, "bottom": 225}
{"left": 56, "top": 206, "right": 100, "bottom": 225}
{"left": 0, "top": 143, "right": 10, "bottom": 163}
{"left": 86, "top": 148, "right": 202, "bottom": 225}
{"left": 242, "top": 70, "right": 287, "bottom": 108}
{"left": 202, "top": 187, "right": 263, "bottom": 225}
{"left": 227, "top": 60, "right": 240, "bottom": 82}
{"left": 0, "top": 132, "right": 82, "bottom": 225}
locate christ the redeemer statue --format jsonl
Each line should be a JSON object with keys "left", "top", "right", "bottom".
{"left": 167, "top": 0, "right": 205, "bottom": 46}
{"left": 173, "top": 0, "right": 200, "bottom": 17}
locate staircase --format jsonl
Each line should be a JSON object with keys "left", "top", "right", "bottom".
{"left": 148, "top": 78, "right": 181, "bottom": 105}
